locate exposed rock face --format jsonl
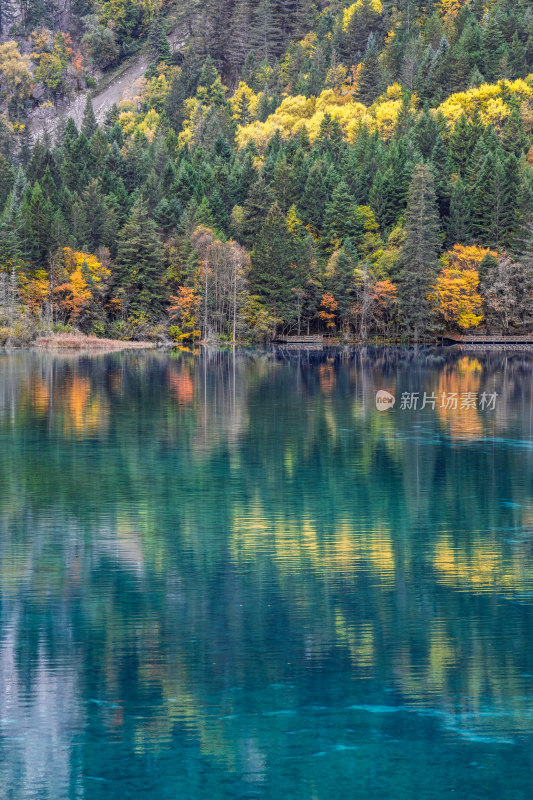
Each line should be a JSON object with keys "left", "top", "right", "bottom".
{"left": 27, "top": 25, "right": 187, "bottom": 144}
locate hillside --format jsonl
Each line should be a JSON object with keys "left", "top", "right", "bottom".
{"left": 0, "top": 0, "right": 532, "bottom": 344}
{"left": 27, "top": 22, "right": 189, "bottom": 141}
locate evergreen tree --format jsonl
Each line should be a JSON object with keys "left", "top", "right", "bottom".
{"left": 448, "top": 115, "right": 475, "bottom": 177}
{"left": 272, "top": 156, "right": 297, "bottom": 213}
{"left": 77, "top": 179, "right": 108, "bottom": 251}
{"left": 0, "top": 153, "right": 14, "bottom": 214}
{"left": 471, "top": 152, "right": 517, "bottom": 247}
{"left": 0, "top": 167, "right": 26, "bottom": 266}
{"left": 431, "top": 133, "right": 451, "bottom": 219}
{"left": 61, "top": 133, "right": 95, "bottom": 194}
{"left": 357, "top": 40, "right": 383, "bottom": 105}
{"left": 252, "top": 0, "right": 284, "bottom": 64}
{"left": 228, "top": 0, "right": 253, "bottom": 77}
{"left": 323, "top": 182, "right": 361, "bottom": 252}
{"left": 21, "top": 181, "right": 54, "bottom": 269}
{"left": 146, "top": 14, "right": 172, "bottom": 73}
{"left": 327, "top": 238, "right": 361, "bottom": 331}
{"left": 508, "top": 31, "right": 527, "bottom": 79}
{"left": 501, "top": 105, "right": 528, "bottom": 157}
{"left": 19, "top": 124, "right": 31, "bottom": 168}
{"left": 482, "top": 16, "right": 506, "bottom": 82}
{"left": 447, "top": 177, "right": 471, "bottom": 246}
{"left": 114, "top": 201, "right": 166, "bottom": 318}
{"left": 299, "top": 159, "right": 336, "bottom": 237}
{"left": 241, "top": 177, "right": 274, "bottom": 248}
{"left": 50, "top": 207, "right": 69, "bottom": 251}
{"left": 398, "top": 164, "right": 442, "bottom": 340}
{"left": 81, "top": 96, "right": 98, "bottom": 139}
{"left": 41, "top": 165, "right": 58, "bottom": 207}
{"left": 250, "top": 202, "right": 299, "bottom": 321}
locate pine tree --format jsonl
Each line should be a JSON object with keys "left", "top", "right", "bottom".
{"left": 62, "top": 118, "right": 79, "bottom": 151}
{"left": 40, "top": 165, "right": 58, "bottom": 207}
{"left": 465, "top": 137, "right": 488, "bottom": 187}
{"left": 369, "top": 141, "right": 412, "bottom": 231}
{"left": 0, "top": 153, "right": 14, "bottom": 214}
{"left": 428, "top": 35, "right": 451, "bottom": 101}
{"left": 501, "top": 105, "right": 528, "bottom": 157}
{"left": 471, "top": 152, "right": 517, "bottom": 247}
{"left": 252, "top": 0, "right": 284, "bottom": 64}
{"left": 448, "top": 114, "right": 474, "bottom": 177}
{"left": 272, "top": 156, "right": 297, "bottom": 213}
{"left": 412, "top": 108, "right": 440, "bottom": 159}
{"left": 228, "top": 0, "right": 253, "bottom": 78}
{"left": 467, "top": 66, "right": 484, "bottom": 88}
{"left": 21, "top": 181, "right": 54, "bottom": 269}
{"left": 146, "top": 14, "right": 172, "bottom": 73}
{"left": 26, "top": 139, "right": 59, "bottom": 187}
{"left": 0, "top": 167, "right": 26, "bottom": 266}
{"left": 19, "top": 123, "right": 31, "bottom": 168}
{"left": 357, "top": 40, "right": 383, "bottom": 105}
{"left": 470, "top": 154, "right": 495, "bottom": 244}
{"left": 431, "top": 134, "right": 451, "bottom": 219}
{"left": 323, "top": 182, "right": 361, "bottom": 252}
{"left": 61, "top": 134, "right": 95, "bottom": 194}
{"left": 250, "top": 202, "right": 299, "bottom": 321}
{"left": 482, "top": 15, "right": 505, "bottom": 82}
{"left": 398, "top": 164, "right": 442, "bottom": 340}
{"left": 114, "top": 201, "right": 166, "bottom": 319}
{"left": 343, "top": 0, "right": 382, "bottom": 65}
{"left": 241, "top": 177, "right": 273, "bottom": 248}
{"left": 194, "top": 195, "right": 216, "bottom": 228}
{"left": 327, "top": 238, "right": 361, "bottom": 331}
{"left": 447, "top": 177, "right": 471, "bottom": 246}
{"left": 77, "top": 178, "right": 108, "bottom": 251}
{"left": 299, "top": 159, "right": 336, "bottom": 237}
{"left": 81, "top": 96, "right": 98, "bottom": 139}
{"left": 50, "top": 208, "right": 68, "bottom": 251}
{"left": 508, "top": 31, "right": 527, "bottom": 79}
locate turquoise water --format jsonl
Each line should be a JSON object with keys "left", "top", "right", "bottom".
{"left": 1, "top": 347, "right": 533, "bottom": 799}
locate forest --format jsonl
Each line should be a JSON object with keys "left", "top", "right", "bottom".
{"left": 0, "top": 0, "right": 532, "bottom": 342}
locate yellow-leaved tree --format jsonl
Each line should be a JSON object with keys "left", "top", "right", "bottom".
{"left": 436, "top": 78, "right": 533, "bottom": 131}
{"left": 430, "top": 245, "right": 498, "bottom": 330}
{"left": 230, "top": 82, "right": 259, "bottom": 125}
{"left": 0, "top": 42, "right": 33, "bottom": 110}
{"left": 54, "top": 248, "right": 110, "bottom": 325}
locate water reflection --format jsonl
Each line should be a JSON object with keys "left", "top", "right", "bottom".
{"left": 1, "top": 347, "right": 533, "bottom": 798}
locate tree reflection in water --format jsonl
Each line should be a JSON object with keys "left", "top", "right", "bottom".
{"left": 1, "top": 347, "right": 533, "bottom": 799}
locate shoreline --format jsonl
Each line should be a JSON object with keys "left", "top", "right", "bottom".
{"left": 33, "top": 333, "right": 157, "bottom": 351}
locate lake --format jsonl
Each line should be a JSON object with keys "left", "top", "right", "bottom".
{"left": 1, "top": 347, "right": 533, "bottom": 799}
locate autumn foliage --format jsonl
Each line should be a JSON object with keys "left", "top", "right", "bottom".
{"left": 168, "top": 287, "right": 201, "bottom": 341}
{"left": 319, "top": 292, "right": 338, "bottom": 329}
{"left": 430, "top": 245, "right": 496, "bottom": 330}
{"left": 54, "top": 248, "right": 110, "bottom": 324}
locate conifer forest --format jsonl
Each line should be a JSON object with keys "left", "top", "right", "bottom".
{"left": 0, "top": 0, "right": 532, "bottom": 343}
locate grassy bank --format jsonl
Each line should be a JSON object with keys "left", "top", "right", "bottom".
{"left": 33, "top": 332, "right": 156, "bottom": 350}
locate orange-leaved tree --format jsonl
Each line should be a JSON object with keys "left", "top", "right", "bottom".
{"left": 168, "top": 286, "right": 201, "bottom": 341}
{"left": 319, "top": 292, "right": 338, "bottom": 330}
{"left": 370, "top": 279, "right": 398, "bottom": 335}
